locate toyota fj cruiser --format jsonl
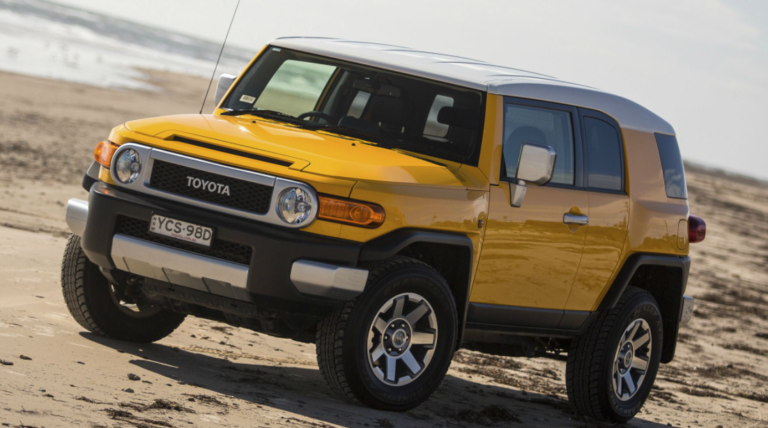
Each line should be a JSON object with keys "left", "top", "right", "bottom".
{"left": 62, "top": 37, "right": 705, "bottom": 422}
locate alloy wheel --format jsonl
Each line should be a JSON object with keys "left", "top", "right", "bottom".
{"left": 366, "top": 293, "right": 438, "bottom": 386}
{"left": 612, "top": 318, "right": 652, "bottom": 401}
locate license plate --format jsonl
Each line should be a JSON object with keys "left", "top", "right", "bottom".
{"left": 149, "top": 215, "right": 213, "bottom": 247}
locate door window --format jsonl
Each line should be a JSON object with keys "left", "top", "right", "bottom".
{"left": 584, "top": 117, "right": 624, "bottom": 192}
{"left": 503, "top": 104, "right": 575, "bottom": 185}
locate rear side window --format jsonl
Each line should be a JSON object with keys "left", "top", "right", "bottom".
{"left": 584, "top": 117, "right": 623, "bottom": 191}
{"left": 655, "top": 133, "right": 688, "bottom": 199}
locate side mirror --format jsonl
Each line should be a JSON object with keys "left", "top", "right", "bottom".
{"left": 509, "top": 143, "right": 557, "bottom": 207}
{"left": 214, "top": 74, "right": 237, "bottom": 106}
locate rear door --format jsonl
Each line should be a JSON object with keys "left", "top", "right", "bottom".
{"left": 566, "top": 109, "right": 629, "bottom": 312}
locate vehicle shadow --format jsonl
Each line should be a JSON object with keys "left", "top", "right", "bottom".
{"left": 80, "top": 332, "right": 669, "bottom": 427}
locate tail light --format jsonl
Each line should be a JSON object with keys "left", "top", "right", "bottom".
{"left": 688, "top": 215, "right": 706, "bottom": 244}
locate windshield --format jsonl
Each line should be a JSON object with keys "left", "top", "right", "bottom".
{"left": 223, "top": 47, "right": 486, "bottom": 165}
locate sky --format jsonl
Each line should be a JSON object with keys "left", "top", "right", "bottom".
{"left": 48, "top": 0, "right": 768, "bottom": 179}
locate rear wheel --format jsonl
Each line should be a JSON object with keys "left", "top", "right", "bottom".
{"left": 61, "top": 234, "right": 186, "bottom": 343}
{"left": 316, "top": 257, "right": 457, "bottom": 411}
{"left": 566, "top": 286, "right": 663, "bottom": 422}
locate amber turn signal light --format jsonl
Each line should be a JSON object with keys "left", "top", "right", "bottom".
{"left": 688, "top": 214, "right": 706, "bottom": 244}
{"left": 318, "top": 196, "right": 385, "bottom": 228}
{"left": 94, "top": 141, "right": 119, "bottom": 167}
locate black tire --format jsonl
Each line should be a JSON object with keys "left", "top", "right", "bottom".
{"left": 316, "top": 256, "right": 458, "bottom": 411}
{"left": 566, "top": 286, "right": 663, "bottom": 422}
{"left": 61, "top": 234, "right": 186, "bottom": 343}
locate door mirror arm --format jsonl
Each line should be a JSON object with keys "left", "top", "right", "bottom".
{"left": 508, "top": 179, "right": 528, "bottom": 208}
{"left": 508, "top": 143, "right": 557, "bottom": 208}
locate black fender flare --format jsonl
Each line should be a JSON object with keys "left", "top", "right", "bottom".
{"left": 359, "top": 228, "right": 474, "bottom": 348}
{"left": 82, "top": 161, "right": 100, "bottom": 192}
{"left": 598, "top": 253, "right": 691, "bottom": 363}
{"left": 598, "top": 253, "right": 690, "bottom": 311}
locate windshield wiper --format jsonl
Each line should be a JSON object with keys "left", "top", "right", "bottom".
{"left": 303, "top": 125, "right": 381, "bottom": 145}
{"left": 220, "top": 109, "right": 304, "bottom": 124}
{"left": 392, "top": 149, "right": 447, "bottom": 167}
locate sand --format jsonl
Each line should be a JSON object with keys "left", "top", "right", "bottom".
{"left": 0, "top": 70, "right": 766, "bottom": 427}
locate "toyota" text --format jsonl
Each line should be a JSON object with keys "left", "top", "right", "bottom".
{"left": 186, "top": 176, "right": 231, "bottom": 196}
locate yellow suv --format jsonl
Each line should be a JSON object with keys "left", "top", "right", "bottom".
{"left": 61, "top": 37, "right": 705, "bottom": 422}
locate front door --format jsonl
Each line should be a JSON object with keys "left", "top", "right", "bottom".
{"left": 470, "top": 98, "right": 588, "bottom": 324}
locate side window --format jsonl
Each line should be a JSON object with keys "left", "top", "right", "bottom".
{"left": 253, "top": 60, "right": 336, "bottom": 117}
{"left": 655, "top": 133, "right": 688, "bottom": 199}
{"left": 503, "top": 104, "right": 575, "bottom": 185}
{"left": 584, "top": 117, "right": 623, "bottom": 191}
{"left": 423, "top": 95, "right": 455, "bottom": 138}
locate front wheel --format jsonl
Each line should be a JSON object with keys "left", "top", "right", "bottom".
{"left": 566, "top": 286, "right": 663, "bottom": 422}
{"left": 61, "top": 234, "right": 186, "bottom": 343}
{"left": 316, "top": 257, "right": 458, "bottom": 411}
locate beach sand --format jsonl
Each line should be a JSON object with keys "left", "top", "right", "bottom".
{"left": 0, "top": 70, "right": 766, "bottom": 427}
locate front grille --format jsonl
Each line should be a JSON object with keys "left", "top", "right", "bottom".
{"left": 149, "top": 160, "right": 273, "bottom": 215}
{"left": 115, "top": 216, "right": 252, "bottom": 265}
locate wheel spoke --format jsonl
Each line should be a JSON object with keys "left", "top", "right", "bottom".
{"left": 386, "top": 356, "right": 397, "bottom": 382}
{"left": 633, "top": 332, "right": 650, "bottom": 349}
{"left": 374, "top": 317, "right": 388, "bottom": 334}
{"left": 624, "top": 373, "right": 636, "bottom": 394}
{"left": 401, "top": 350, "right": 422, "bottom": 375}
{"left": 612, "top": 319, "right": 651, "bottom": 401}
{"left": 371, "top": 343, "right": 385, "bottom": 361}
{"left": 393, "top": 297, "right": 405, "bottom": 318}
{"left": 631, "top": 356, "right": 649, "bottom": 371}
{"left": 405, "top": 302, "right": 429, "bottom": 325}
{"left": 627, "top": 321, "right": 641, "bottom": 342}
{"left": 411, "top": 331, "right": 435, "bottom": 346}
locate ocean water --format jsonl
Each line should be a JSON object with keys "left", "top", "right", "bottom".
{"left": 0, "top": 0, "right": 253, "bottom": 90}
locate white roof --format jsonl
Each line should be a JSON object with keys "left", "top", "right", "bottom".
{"left": 271, "top": 37, "right": 674, "bottom": 135}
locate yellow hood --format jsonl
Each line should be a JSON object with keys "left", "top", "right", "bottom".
{"left": 124, "top": 114, "right": 486, "bottom": 189}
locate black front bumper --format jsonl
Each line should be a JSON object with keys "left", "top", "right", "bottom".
{"left": 81, "top": 182, "right": 362, "bottom": 317}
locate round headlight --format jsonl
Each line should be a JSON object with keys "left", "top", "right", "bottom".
{"left": 277, "top": 187, "right": 314, "bottom": 225}
{"left": 115, "top": 148, "right": 142, "bottom": 184}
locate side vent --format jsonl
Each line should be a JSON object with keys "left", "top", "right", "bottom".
{"left": 170, "top": 136, "right": 293, "bottom": 167}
